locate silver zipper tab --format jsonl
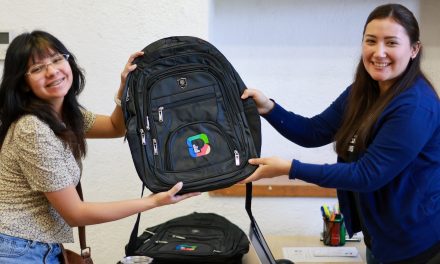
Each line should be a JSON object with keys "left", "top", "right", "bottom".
{"left": 144, "top": 230, "right": 155, "bottom": 235}
{"left": 153, "top": 139, "right": 158, "bottom": 155}
{"left": 155, "top": 240, "right": 168, "bottom": 244}
{"left": 158, "top": 106, "right": 164, "bottom": 123}
{"left": 234, "top": 150, "right": 240, "bottom": 166}
{"left": 140, "top": 129, "right": 146, "bottom": 145}
{"left": 172, "top": 235, "right": 186, "bottom": 240}
{"left": 146, "top": 116, "right": 150, "bottom": 131}
{"left": 125, "top": 88, "right": 130, "bottom": 102}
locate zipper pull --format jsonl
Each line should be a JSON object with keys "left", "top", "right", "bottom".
{"left": 158, "top": 106, "right": 164, "bottom": 123}
{"left": 155, "top": 240, "right": 168, "bottom": 244}
{"left": 146, "top": 116, "right": 150, "bottom": 131}
{"left": 140, "top": 129, "right": 146, "bottom": 145}
{"left": 172, "top": 235, "right": 186, "bottom": 240}
{"left": 125, "top": 87, "right": 130, "bottom": 102}
{"left": 153, "top": 139, "right": 158, "bottom": 155}
{"left": 234, "top": 150, "right": 240, "bottom": 166}
{"left": 144, "top": 230, "right": 156, "bottom": 235}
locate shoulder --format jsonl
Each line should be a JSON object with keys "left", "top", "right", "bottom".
{"left": 13, "top": 115, "right": 64, "bottom": 153}
{"left": 392, "top": 77, "right": 440, "bottom": 112}
{"left": 15, "top": 115, "right": 53, "bottom": 138}
{"left": 383, "top": 77, "right": 440, "bottom": 129}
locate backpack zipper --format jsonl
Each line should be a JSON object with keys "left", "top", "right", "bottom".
{"left": 153, "top": 93, "right": 216, "bottom": 124}
{"left": 234, "top": 150, "right": 240, "bottom": 166}
{"left": 147, "top": 66, "right": 246, "bottom": 165}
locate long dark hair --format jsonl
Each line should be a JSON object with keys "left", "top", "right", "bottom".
{"left": 0, "top": 30, "right": 87, "bottom": 159}
{"left": 334, "top": 4, "right": 436, "bottom": 160}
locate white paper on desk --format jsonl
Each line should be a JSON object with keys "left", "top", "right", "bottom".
{"left": 282, "top": 247, "right": 363, "bottom": 262}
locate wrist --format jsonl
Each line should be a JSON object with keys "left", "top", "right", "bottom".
{"left": 114, "top": 92, "right": 122, "bottom": 107}
{"left": 261, "top": 99, "right": 275, "bottom": 115}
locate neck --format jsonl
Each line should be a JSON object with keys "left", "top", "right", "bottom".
{"left": 51, "top": 102, "right": 63, "bottom": 121}
{"left": 378, "top": 81, "right": 392, "bottom": 96}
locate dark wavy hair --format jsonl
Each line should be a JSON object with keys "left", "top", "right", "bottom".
{"left": 334, "top": 4, "right": 436, "bottom": 160}
{"left": 0, "top": 30, "right": 87, "bottom": 159}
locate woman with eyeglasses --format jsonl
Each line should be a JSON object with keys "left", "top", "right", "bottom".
{"left": 0, "top": 30, "right": 200, "bottom": 263}
{"left": 240, "top": 4, "right": 440, "bottom": 264}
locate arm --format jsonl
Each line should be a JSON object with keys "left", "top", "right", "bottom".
{"left": 86, "top": 51, "right": 144, "bottom": 138}
{"left": 44, "top": 182, "right": 200, "bottom": 227}
{"left": 17, "top": 115, "right": 200, "bottom": 227}
{"left": 242, "top": 88, "right": 349, "bottom": 147}
{"left": 243, "top": 89, "right": 440, "bottom": 192}
{"left": 292, "top": 96, "right": 438, "bottom": 191}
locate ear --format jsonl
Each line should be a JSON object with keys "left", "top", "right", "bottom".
{"left": 411, "top": 41, "right": 421, "bottom": 59}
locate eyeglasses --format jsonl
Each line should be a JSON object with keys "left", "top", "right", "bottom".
{"left": 25, "top": 54, "right": 70, "bottom": 80}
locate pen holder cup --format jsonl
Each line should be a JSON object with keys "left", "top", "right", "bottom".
{"left": 322, "top": 216, "right": 346, "bottom": 246}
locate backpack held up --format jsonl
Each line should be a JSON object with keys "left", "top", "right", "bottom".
{"left": 126, "top": 212, "right": 249, "bottom": 264}
{"left": 122, "top": 36, "right": 261, "bottom": 193}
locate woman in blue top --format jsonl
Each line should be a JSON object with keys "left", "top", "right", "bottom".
{"left": 241, "top": 4, "right": 440, "bottom": 263}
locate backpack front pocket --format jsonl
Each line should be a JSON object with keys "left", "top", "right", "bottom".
{"left": 165, "top": 121, "right": 237, "bottom": 172}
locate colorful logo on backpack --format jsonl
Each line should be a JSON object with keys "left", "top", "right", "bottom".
{"left": 176, "top": 244, "right": 197, "bottom": 251}
{"left": 187, "top": 133, "right": 211, "bottom": 157}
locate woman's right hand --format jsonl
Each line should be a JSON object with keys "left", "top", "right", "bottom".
{"left": 241, "top": 88, "right": 274, "bottom": 115}
{"left": 148, "top": 182, "right": 201, "bottom": 207}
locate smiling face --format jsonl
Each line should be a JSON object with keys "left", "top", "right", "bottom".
{"left": 25, "top": 50, "right": 73, "bottom": 113}
{"left": 362, "top": 17, "right": 420, "bottom": 93}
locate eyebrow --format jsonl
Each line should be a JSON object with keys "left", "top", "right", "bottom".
{"left": 364, "top": 34, "right": 401, "bottom": 40}
{"left": 31, "top": 51, "right": 58, "bottom": 64}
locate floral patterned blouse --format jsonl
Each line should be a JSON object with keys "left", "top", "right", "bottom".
{"left": 0, "top": 110, "right": 95, "bottom": 243}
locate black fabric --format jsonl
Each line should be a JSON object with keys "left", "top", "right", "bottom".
{"left": 125, "top": 212, "right": 249, "bottom": 264}
{"left": 122, "top": 36, "right": 261, "bottom": 194}
{"left": 346, "top": 135, "right": 372, "bottom": 248}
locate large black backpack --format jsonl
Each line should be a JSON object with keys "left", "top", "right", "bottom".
{"left": 127, "top": 212, "right": 249, "bottom": 264}
{"left": 123, "top": 36, "right": 293, "bottom": 264}
{"left": 122, "top": 36, "right": 261, "bottom": 193}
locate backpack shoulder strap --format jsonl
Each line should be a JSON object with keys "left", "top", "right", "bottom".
{"left": 76, "top": 182, "right": 91, "bottom": 258}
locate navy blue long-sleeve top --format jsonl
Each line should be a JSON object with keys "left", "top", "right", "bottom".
{"left": 263, "top": 77, "right": 440, "bottom": 262}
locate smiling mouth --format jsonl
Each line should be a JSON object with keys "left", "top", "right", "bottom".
{"left": 372, "top": 62, "right": 390, "bottom": 68}
{"left": 47, "top": 78, "right": 64, "bottom": 88}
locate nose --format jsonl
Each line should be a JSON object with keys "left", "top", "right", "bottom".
{"left": 374, "top": 43, "right": 387, "bottom": 58}
{"left": 45, "top": 63, "right": 58, "bottom": 76}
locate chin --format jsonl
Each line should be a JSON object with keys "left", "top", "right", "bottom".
{"left": 368, "top": 72, "right": 390, "bottom": 82}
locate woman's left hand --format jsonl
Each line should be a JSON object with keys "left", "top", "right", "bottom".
{"left": 239, "top": 156, "right": 292, "bottom": 184}
{"left": 119, "top": 51, "right": 144, "bottom": 90}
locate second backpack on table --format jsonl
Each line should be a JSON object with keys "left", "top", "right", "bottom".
{"left": 127, "top": 212, "right": 249, "bottom": 264}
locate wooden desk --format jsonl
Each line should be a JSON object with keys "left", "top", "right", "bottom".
{"left": 243, "top": 235, "right": 366, "bottom": 264}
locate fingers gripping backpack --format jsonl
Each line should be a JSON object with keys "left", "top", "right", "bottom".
{"left": 122, "top": 36, "right": 261, "bottom": 193}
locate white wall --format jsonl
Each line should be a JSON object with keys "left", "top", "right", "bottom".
{"left": 1, "top": 1, "right": 439, "bottom": 263}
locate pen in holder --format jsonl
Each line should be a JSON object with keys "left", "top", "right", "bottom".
{"left": 322, "top": 214, "right": 346, "bottom": 246}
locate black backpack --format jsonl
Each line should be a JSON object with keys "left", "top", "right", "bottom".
{"left": 122, "top": 36, "right": 261, "bottom": 193}
{"left": 122, "top": 37, "right": 288, "bottom": 264}
{"left": 126, "top": 212, "right": 249, "bottom": 264}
